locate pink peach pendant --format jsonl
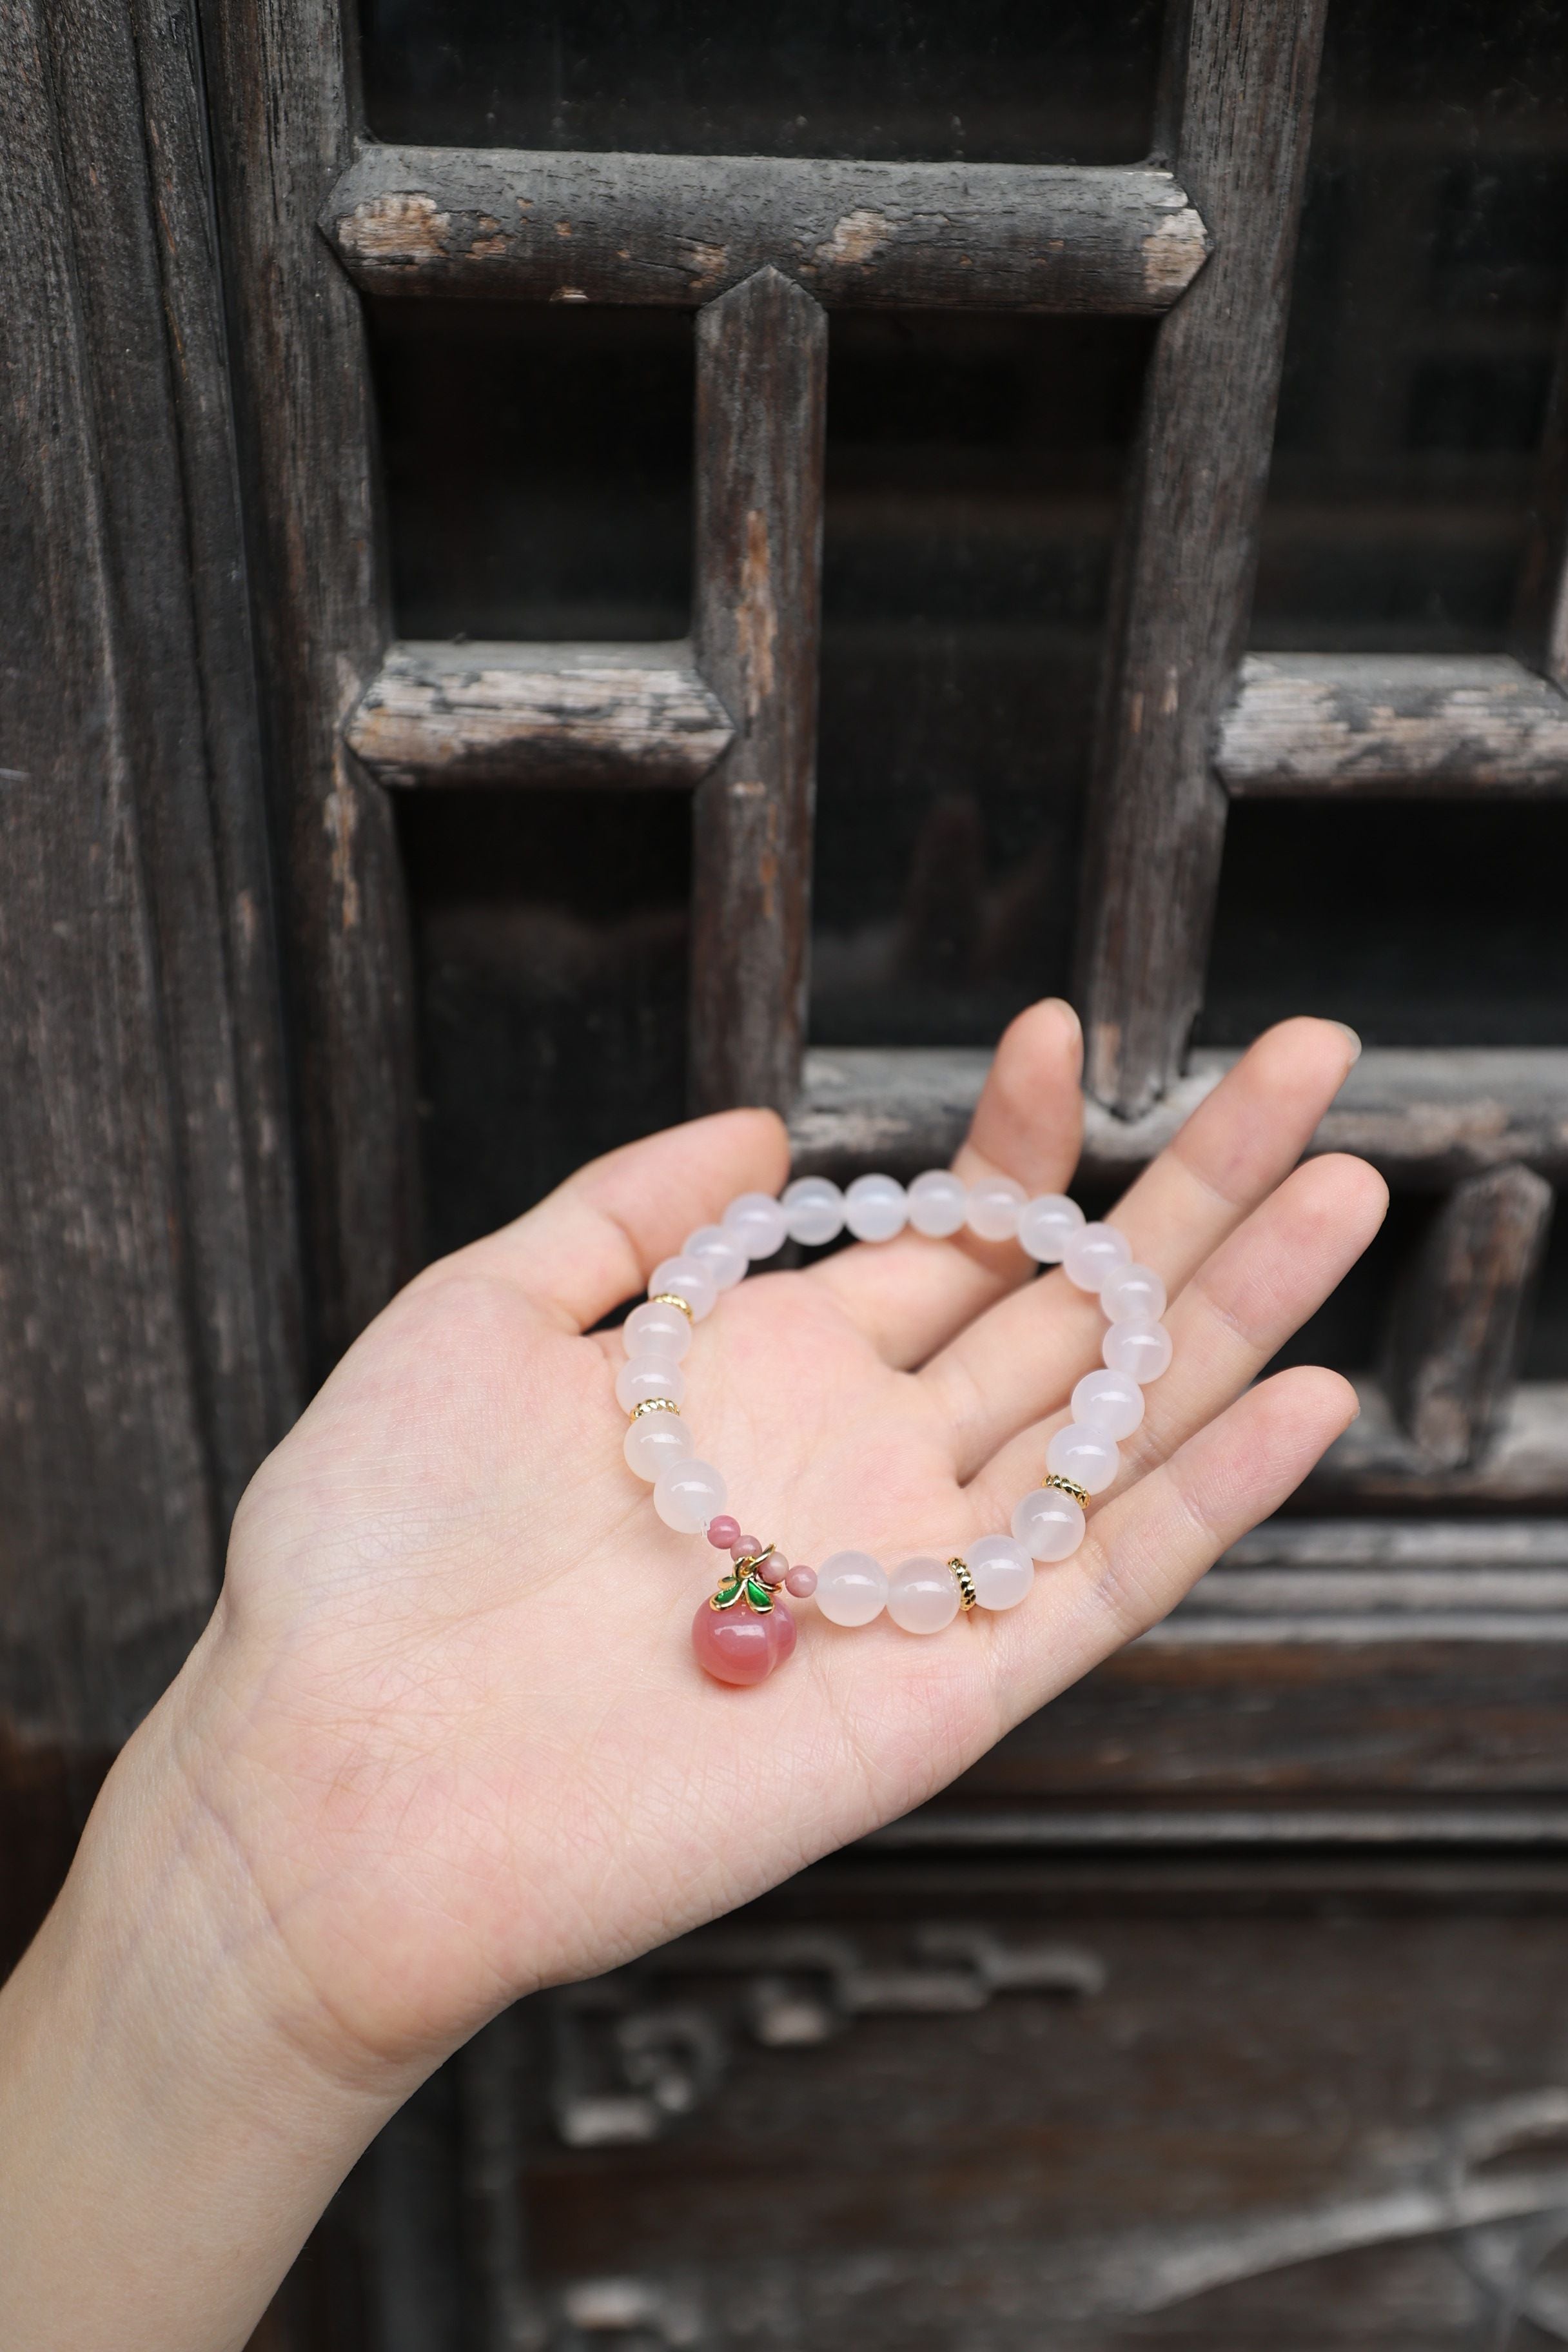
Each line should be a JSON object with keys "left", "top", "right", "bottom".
{"left": 692, "top": 1545, "right": 797, "bottom": 1685}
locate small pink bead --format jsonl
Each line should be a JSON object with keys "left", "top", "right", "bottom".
{"left": 785, "top": 1564, "right": 817, "bottom": 1598}
{"left": 757, "top": 1551, "right": 789, "bottom": 1586}
{"left": 730, "top": 1533, "right": 763, "bottom": 1563}
{"left": 707, "top": 1515, "right": 741, "bottom": 1550}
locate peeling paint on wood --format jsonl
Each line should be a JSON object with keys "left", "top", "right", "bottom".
{"left": 1219, "top": 654, "right": 1568, "bottom": 795}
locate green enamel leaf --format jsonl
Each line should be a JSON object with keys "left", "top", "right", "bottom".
{"left": 745, "top": 1576, "right": 775, "bottom": 1612}
{"left": 712, "top": 1577, "right": 745, "bottom": 1611}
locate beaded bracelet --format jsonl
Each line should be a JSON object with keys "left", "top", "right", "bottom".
{"left": 616, "top": 1171, "right": 1173, "bottom": 1687}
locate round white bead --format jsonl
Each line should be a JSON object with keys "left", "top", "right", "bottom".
{"left": 682, "top": 1223, "right": 749, "bottom": 1291}
{"left": 1017, "top": 1193, "right": 1085, "bottom": 1263}
{"left": 967, "top": 1534, "right": 1035, "bottom": 1611}
{"left": 843, "top": 1174, "right": 908, "bottom": 1243}
{"left": 965, "top": 1176, "right": 1026, "bottom": 1243}
{"left": 1099, "top": 1260, "right": 1167, "bottom": 1323}
{"left": 815, "top": 1551, "right": 888, "bottom": 1626}
{"left": 723, "top": 1191, "right": 789, "bottom": 1259}
{"left": 1010, "top": 1485, "right": 1086, "bottom": 1563}
{"left": 623, "top": 1411, "right": 692, "bottom": 1481}
{"left": 648, "top": 1255, "right": 717, "bottom": 1322}
{"left": 1070, "top": 1366, "right": 1144, "bottom": 1441}
{"left": 622, "top": 1299, "right": 692, "bottom": 1360}
{"left": 652, "top": 1456, "right": 727, "bottom": 1533}
{"left": 781, "top": 1176, "right": 845, "bottom": 1247}
{"left": 887, "top": 1556, "right": 961, "bottom": 1634}
{"left": 1102, "top": 1317, "right": 1174, "bottom": 1383}
{"left": 616, "top": 1357, "right": 687, "bottom": 1414}
{"left": 1046, "top": 1422, "right": 1120, "bottom": 1494}
{"left": 1062, "top": 1222, "right": 1132, "bottom": 1293}
{"left": 906, "top": 1169, "right": 968, "bottom": 1238}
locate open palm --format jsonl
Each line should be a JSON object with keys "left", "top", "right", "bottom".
{"left": 179, "top": 1003, "right": 1383, "bottom": 2093}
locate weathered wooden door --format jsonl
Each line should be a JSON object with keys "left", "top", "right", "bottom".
{"left": 9, "top": 0, "right": 1568, "bottom": 2344}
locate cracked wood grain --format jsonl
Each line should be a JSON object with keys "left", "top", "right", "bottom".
{"left": 322, "top": 148, "right": 1210, "bottom": 315}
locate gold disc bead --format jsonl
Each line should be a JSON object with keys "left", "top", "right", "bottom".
{"left": 629, "top": 1396, "right": 680, "bottom": 1420}
{"left": 1041, "top": 1471, "right": 1090, "bottom": 1511}
{"left": 647, "top": 1291, "right": 695, "bottom": 1318}
{"left": 948, "top": 1557, "right": 978, "bottom": 1612}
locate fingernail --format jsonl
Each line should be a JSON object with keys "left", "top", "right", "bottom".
{"left": 1044, "top": 997, "right": 1082, "bottom": 1052}
{"left": 1327, "top": 1021, "right": 1362, "bottom": 1064}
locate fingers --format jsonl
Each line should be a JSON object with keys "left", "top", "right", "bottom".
{"left": 924, "top": 1016, "right": 1362, "bottom": 1476}
{"left": 805, "top": 998, "right": 1085, "bottom": 1366}
{"left": 968, "top": 1151, "right": 1386, "bottom": 1520}
{"left": 426, "top": 1108, "right": 791, "bottom": 1332}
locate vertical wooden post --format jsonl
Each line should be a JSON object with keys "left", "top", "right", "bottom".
{"left": 1075, "top": 0, "right": 1329, "bottom": 1117}
{"left": 689, "top": 267, "right": 827, "bottom": 1115}
{"left": 1384, "top": 1165, "right": 1554, "bottom": 1469}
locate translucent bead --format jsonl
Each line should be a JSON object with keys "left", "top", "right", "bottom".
{"left": 652, "top": 1456, "right": 727, "bottom": 1533}
{"left": 967, "top": 1534, "right": 1035, "bottom": 1611}
{"left": 966, "top": 1176, "right": 1026, "bottom": 1243}
{"left": 781, "top": 1177, "right": 845, "bottom": 1246}
{"left": 622, "top": 1299, "right": 692, "bottom": 1361}
{"left": 683, "top": 1224, "right": 749, "bottom": 1291}
{"left": 1046, "top": 1422, "right": 1119, "bottom": 1495}
{"left": 1100, "top": 1260, "right": 1167, "bottom": 1323}
{"left": 887, "top": 1556, "right": 960, "bottom": 1634}
{"left": 648, "top": 1255, "right": 717, "bottom": 1322}
{"left": 1062, "top": 1222, "right": 1132, "bottom": 1293}
{"left": 615, "top": 1357, "right": 687, "bottom": 1414}
{"left": 1070, "top": 1367, "right": 1144, "bottom": 1441}
{"left": 1010, "top": 1485, "right": 1086, "bottom": 1563}
{"left": 1102, "top": 1317, "right": 1173, "bottom": 1384}
{"left": 906, "top": 1170, "right": 968, "bottom": 1238}
{"left": 723, "top": 1191, "right": 789, "bottom": 1260}
{"left": 1017, "top": 1193, "right": 1085, "bottom": 1264}
{"left": 623, "top": 1411, "right": 692, "bottom": 1482}
{"left": 843, "top": 1174, "right": 908, "bottom": 1243}
{"left": 815, "top": 1551, "right": 888, "bottom": 1626}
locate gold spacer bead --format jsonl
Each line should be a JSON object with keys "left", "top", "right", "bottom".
{"left": 948, "top": 1557, "right": 978, "bottom": 1612}
{"left": 629, "top": 1396, "right": 680, "bottom": 1420}
{"left": 1041, "top": 1471, "right": 1090, "bottom": 1511}
{"left": 647, "top": 1291, "right": 694, "bottom": 1319}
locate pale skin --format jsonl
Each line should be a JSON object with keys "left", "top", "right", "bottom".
{"left": 0, "top": 1004, "right": 1387, "bottom": 2351}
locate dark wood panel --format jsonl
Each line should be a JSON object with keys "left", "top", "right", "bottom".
{"left": 1308, "top": 1377, "right": 1568, "bottom": 1507}
{"left": 199, "top": 0, "right": 422, "bottom": 1368}
{"left": 323, "top": 148, "right": 1210, "bottom": 314}
{"left": 1218, "top": 653, "right": 1568, "bottom": 796}
{"left": 689, "top": 268, "right": 827, "bottom": 1113}
{"left": 1076, "top": 0, "right": 1329, "bottom": 1116}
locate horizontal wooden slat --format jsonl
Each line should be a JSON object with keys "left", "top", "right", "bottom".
{"left": 790, "top": 1044, "right": 1568, "bottom": 1188}
{"left": 1218, "top": 653, "right": 1568, "bottom": 796}
{"left": 322, "top": 146, "right": 1210, "bottom": 314}
{"left": 1306, "top": 1378, "right": 1568, "bottom": 1507}
{"left": 345, "top": 640, "right": 734, "bottom": 787}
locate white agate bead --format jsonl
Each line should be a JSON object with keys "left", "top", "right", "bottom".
{"left": 652, "top": 1456, "right": 727, "bottom": 1532}
{"left": 816, "top": 1551, "right": 888, "bottom": 1626}
{"left": 623, "top": 1410, "right": 692, "bottom": 1481}
{"left": 907, "top": 1169, "right": 968, "bottom": 1238}
{"left": 1100, "top": 1260, "right": 1167, "bottom": 1323}
{"left": 616, "top": 1357, "right": 687, "bottom": 1413}
{"left": 622, "top": 1299, "right": 692, "bottom": 1360}
{"left": 682, "top": 1223, "right": 748, "bottom": 1291}
{"left": 648, "top": 1255, "right": 717, "bottom": 1321}
{"left": 781, "top": 1176, "right": 845, "bottom": 1246}
{"left": 1102, "top": 1317, "right": 1173, "bottom": 1383}
{"left": 887, "top": 1556, "right": 961, "bottom": 1634}
{"left": 844, "top": 1173, "right": 908, "bottom": 1242}
{"left": 1011, "top": 1485, "right": 1086, "bottom": 1562}
{"left": 1070, "top": 1366, "right": 1144, "bottom": 1441}
{"left": 723, "top": 1191, "right": 789, "bottom": 1259}
{"left": 966, "top": 1176, "right": 1026, "bottom": 1242}
{"left": 1046, "top": 1422, "right": 1120, "bottom": 1494}
{"left": 967, "top": 1534, "right": 1034, "bottom": 1611}
{"left": 1062, "top": 1222, "right": 1132, "bottom": 1293}
{"left": 1018, "top": 1193, "right": 1084, "bottom": 1263}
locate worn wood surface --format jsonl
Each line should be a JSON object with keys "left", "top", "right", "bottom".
{"left": 689, "top": 270, "right": 827, "bottom": 1115}
{"left": 1384, "top": 1167, "right": 1554, "bottom": 1470}
{"left": 1075, "top": 0, "right": 1329, "bottom": 1117}
{"left": 789, "top": 1044, "right": 1568, "bottom": 1189}
{"left": 1218, "top": 654, "right": 1568, "bottom": 796}
{"left": 1306, "top": 1377, "right": 1568, "bottom": 1509}
{"left": 347, "top": 640, "right": 734, "bottom": 789}
{"left": 199, "top": 0, "right": 420, "bottom": 1371}
{"left": 324, "top": 148, "right": 1210, "bottom": 315}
